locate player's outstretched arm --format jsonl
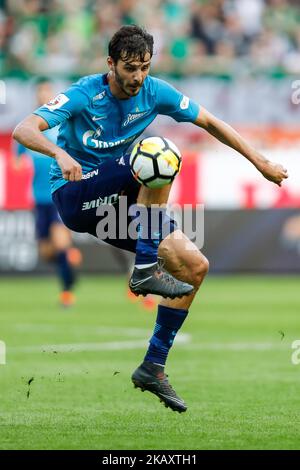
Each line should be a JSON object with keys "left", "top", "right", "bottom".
{"left": 194, "top": 107, "right": 288, "bottom": 186}
{"left": 12, "top": 115, "right": 82, "bottom": 182}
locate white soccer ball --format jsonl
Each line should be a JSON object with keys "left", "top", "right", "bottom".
{"left": 129, "top": 136, "right": 182, "bottom": 189}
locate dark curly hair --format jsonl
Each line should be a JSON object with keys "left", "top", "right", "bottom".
{"left": 108, "top": 25, "right": 154, "bottom": 63}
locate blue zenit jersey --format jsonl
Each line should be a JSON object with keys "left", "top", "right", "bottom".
{"left": 33, "top": 74, "right": 200, "bottom": 194}
{"left": 17, "top": 127, "right": 59, "bottom": 204}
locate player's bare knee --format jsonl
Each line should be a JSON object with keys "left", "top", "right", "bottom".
{"left": 190, "top": 255, "right": 209, "bottom": 287}
{"left": 158, "top": 241, "right": 184, "bottom": 279}
{"left": 158, "top": 240, "right": 173, "bottom": 262}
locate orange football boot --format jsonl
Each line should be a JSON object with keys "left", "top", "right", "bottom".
{"left": 59, "top": 291, "right": 76, "bottom": 308}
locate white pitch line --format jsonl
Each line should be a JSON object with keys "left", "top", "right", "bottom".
{"left": 13, "top": 340, "right": 150, "bottom": 353}
{"left": 13, "top": 324, "right": 153, "bottom": 337}
{"left": 9, "top": 333, "right": 191, "bottom": 354}
{"left": 9, "top": 339, "right": 288, "bottom": 354}
{"left": 185, "top": 342, "right": 287, "bottom": 351}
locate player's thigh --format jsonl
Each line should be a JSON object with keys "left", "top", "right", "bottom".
{"left": 50, "top": 222, "right": 72, "bottom": 252}
{"left": 158, "top": 229, "right": 209, "bottom": 285}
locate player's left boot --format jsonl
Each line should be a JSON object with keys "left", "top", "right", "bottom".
{"left": 131, "top": 361, "right": 187, "bottom": 413}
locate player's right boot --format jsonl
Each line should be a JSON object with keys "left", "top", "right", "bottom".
{"left": 132, "top": 361, "right": 187, "bottom": 413}
{"left": 129, "top": 259, "right": 194, "bottom": 299}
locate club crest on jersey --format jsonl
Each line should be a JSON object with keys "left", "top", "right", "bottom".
{"left": 45, "top": 94, "right": 69, "bottom": 111}
{"left": 122, "top": 111, "right": 148, "bottom": 127}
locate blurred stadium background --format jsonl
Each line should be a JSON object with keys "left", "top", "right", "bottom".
{"left": 1, "top": 0, "right": 300, "bottom": 274}
{"left": 1, "top": 0, "right": 300, "bottom": 451}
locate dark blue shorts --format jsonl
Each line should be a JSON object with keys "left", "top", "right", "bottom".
{"left": 52, "top": 154, "right": 176, "bottom": 253}
{"left": 35, "top": 203, "right": 62, "bottom": 240}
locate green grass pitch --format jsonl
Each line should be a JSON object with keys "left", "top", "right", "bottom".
{"left": 0, "top": 275, "right": 300, "bottom": 450}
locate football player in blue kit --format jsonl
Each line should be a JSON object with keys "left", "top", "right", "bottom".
{"left": 15, "top": 78, "right": 81, "bottom": 308}
{"left": 13, "top": 25, "right": 288, "bottom": 412}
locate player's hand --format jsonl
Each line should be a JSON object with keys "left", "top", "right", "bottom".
{"left": 55, "top": 151, "right": 82, "bottom": 182}
{"left": 258, "top": 160, "right": 288, "bottom": 187}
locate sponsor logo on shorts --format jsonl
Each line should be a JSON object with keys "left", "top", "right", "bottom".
{"left": 82, "top": 193, "right": 119, "bottom": 211}
{"left": 82, "top": 169, "right": 99, "bottom": 180}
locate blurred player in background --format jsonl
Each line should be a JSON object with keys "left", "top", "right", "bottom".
{"left": 127, "top": 284, "right": 157, "bottom": 311}
{"left": 15, "top": 78, "right": 81, "bottom": 307}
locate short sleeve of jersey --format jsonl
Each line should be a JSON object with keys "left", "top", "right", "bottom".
{"left": 33, "top": 77, "right": 91, "bottom": 128}
{"left": 155, "top": 78, "right": 200, "bottom": 123}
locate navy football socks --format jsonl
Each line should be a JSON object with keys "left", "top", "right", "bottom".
{"left": 144, "top": 305, "right": 189, "bottom": 366}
